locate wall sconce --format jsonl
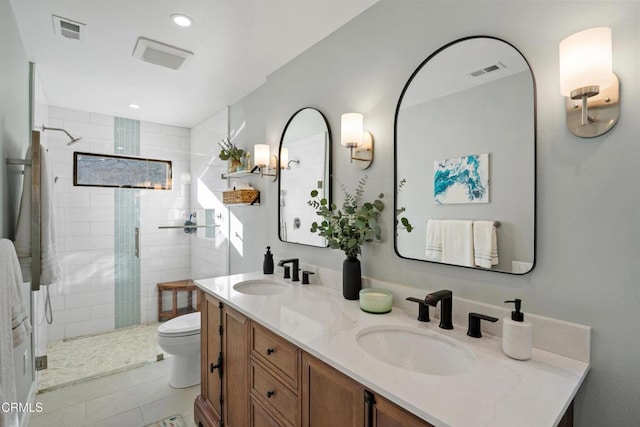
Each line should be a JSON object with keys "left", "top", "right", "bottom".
{"left": 341, "top": 113, "right": 374, "bottom": 169}
{"left": 252, "top": 144, "right": 277, "bottom": 180}
{"left": 559, "top": 27, "right": 619, "bottom": 138}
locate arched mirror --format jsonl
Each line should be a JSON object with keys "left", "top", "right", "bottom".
{"left": 278, "top": 107, "right": 331, "bottom": 247}
{"left": 394, "top": 36, "right": 536, "bottom": 274}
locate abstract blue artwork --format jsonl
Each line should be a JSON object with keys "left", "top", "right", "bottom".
{"left": 434, "top": 153, "right": 489, "bottom": 204}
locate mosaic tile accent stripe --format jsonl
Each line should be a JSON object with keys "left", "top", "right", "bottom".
{"left": 114, "top": 117, "right": 141, "bottom": 328}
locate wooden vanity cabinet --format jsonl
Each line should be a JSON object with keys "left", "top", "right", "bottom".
{"left": 197, "top": 293, "right": 544, "bottom": 427}
{"left": 367, "top": 392, "right": 434, "bottom": 427}
{"left": 194, "top": 293, "right": 249, "bottom": 427}
{"left": 301, "top": 353, "right": 364, "bottom": 427}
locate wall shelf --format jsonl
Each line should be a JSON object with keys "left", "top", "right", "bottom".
{"left": 221, "top": 170, "right": 254, "bottom": 179}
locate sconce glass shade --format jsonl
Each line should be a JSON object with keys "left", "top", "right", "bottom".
{"left": 254, "top": 144, "right": 270, "bottom": 167}
{"left": 559, "top": 27, "right": 613, "bottom": 97}
{"left": 280, "top": 147, "right": 289, "bottom": 169}
{"left": 341, "top": 113, "right": 363, "bottom": 148}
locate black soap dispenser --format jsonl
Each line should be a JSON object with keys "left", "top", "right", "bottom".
{"left": 263, "top": 246, "right": 274, "bottom": 274}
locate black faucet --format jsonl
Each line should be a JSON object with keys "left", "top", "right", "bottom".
{"left": 277, "top": 259, "right": 299, "bottom": 281}
{"left": 425, "top": 290, "right": 453, "bottom": 330}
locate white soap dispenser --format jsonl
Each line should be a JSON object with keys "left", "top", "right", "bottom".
{"left": 502, "top": 299, "right": 532, "bottom": 360}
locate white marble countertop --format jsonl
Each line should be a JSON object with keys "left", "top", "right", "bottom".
{"left": 195, "top": 272, "right": 589, "bottom": 427}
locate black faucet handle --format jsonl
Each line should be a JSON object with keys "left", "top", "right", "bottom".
{"left": 302, "top": 271, "right": 315, "bottom": 285}
{"left": 282, "top": 265, "right": 291, "bottom": 279}
{"left": 467, "top": 312, "right": 499, "bottom": 338}
{"left": 406, "top": 297, "right": 430, "bottom": 322}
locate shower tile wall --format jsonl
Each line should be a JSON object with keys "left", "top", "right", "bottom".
{"left": 280, "top": 133, "right": 326, "bottom": 246}
{"left": 46, "top": 106, "right": 192, "bottom": 340}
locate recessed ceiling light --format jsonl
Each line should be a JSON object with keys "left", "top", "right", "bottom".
{"left": 128, "top": 104, "right": 140, "bottom": 109}
{"left": 171, "top": 14, "right": 193, "bottom": 28}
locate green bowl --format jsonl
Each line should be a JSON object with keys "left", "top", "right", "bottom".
{"left": 359, "top": 288, "right": 393, "bottom": 314}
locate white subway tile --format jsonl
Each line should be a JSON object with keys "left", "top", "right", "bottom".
{"left": 65, "top": 290, "right": 114, "bottom": 309}
{"left": 53, "top": 307, "right": 91, "bottom": 325}
{"left": 90, "top": 113, "right": 114, "bottom": 126}
{"left": 91, "top": 303, "right": 115, "bottom": 319}
{"left": 49, "top": 106, "right": 91, "bottom": 123}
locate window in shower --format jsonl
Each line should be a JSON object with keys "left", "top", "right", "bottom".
{"left": 73, "top": 152, "right": 173, "bottom": 189}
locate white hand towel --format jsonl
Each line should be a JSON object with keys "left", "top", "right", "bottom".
{"left": 1, "top": 239, "right": 31, "bottom": 348}
{"left": 14, "top": 145, "right": 61, "bottom": 285}
{"left": 0, "top": 239, "right": 30, "bottom": 427}
{"left": 425, "top": 219, "right": 442, "bottom": 262}
{"left": 473, "top": 221, "right": 499, "bottom": 269}
{"left": 441, "top": 220, "right": 475, "bottom": 267}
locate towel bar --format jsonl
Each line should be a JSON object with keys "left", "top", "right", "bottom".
{"left": 157, "top": 225, "right": 219, "bottom": 229}
{"left": 5, "top": 158, "right": 32, "bottom": 166}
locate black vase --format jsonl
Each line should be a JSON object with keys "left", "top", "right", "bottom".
{"left": 342, "top": 256, "right": 361, "bottom": 300}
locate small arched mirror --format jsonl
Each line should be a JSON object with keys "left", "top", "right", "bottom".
{"left": 278, "top": 107, "right": 331, "bottom": 247}
{"left": 395, "top": 36, "right": 536, "bottom": 274}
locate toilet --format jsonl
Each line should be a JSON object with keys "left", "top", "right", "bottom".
{"left": 157, "top": 312, "right": 201, "bottom": 388}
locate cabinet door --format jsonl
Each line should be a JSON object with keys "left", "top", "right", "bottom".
{"left": 370, "top": 392, "right": 434, "bottom": 427}
{"left": 302, "top": 353, "right": 364, "bottom": 427}
{"left": 223, "top": 305, "right": 250, "bottom": 427}
{"left": 205, "top": 294, "right": 223, "bottom": 419}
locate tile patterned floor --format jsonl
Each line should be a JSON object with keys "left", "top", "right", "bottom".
{"left": 40, "top": 323, "right": 164, "bottom": 391}
{"left": 29, "top": 359, "right": 199, "bottom": 427}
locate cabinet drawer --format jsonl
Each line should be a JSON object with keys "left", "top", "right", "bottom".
{"left": 251, "top": 361, "right": 299, "bottom": 426}
{"left": 251, "top": 396, "right": 289, "bottom": 427}
{"left": 251, "top": 322, "right": 299, "bottom": 389}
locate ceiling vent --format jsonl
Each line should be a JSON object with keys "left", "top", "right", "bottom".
{"left": 132, "top": 37, "right": 193, "bottom": 70}
{"left": 469, "top": 62, "right": 507, "bottom": 77}
{"left": 52, "top": 15, "right": 85, "bottom": 42}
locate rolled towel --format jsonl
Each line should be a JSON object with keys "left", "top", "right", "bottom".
{"left": 473, "top": 221, "right": 499, "bottom": 269}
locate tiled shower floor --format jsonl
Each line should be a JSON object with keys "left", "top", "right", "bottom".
{"left": 39, "top": 323, "right": 164, "bottom": 391}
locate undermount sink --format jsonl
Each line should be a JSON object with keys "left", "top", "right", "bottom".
{"left": 233, "top": 280, "right": 292, "bottom": 296}
{"left": 356, "top": 325, "right": 476, "bottom": 376}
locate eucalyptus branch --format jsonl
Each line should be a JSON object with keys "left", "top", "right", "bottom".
{"left": 309, "top": 175, "right": 384, "bottom": 259}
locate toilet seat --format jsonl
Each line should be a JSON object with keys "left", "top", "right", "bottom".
{"left": 158, "top": 312, "right": 200, "bottom": 338}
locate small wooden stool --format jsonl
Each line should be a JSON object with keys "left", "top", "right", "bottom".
{"left": 157, "top": 279, "right": 199, "bottom": 322}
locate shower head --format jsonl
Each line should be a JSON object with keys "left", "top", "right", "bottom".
{"left": 41, "top": 125, "right": 82, "bottom": 145}
{"left": 66, "top": 136, "right": 82, "bottom": 146}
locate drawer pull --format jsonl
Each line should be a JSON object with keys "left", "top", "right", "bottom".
{"left": 266, "top": 348, "right": 275, "bottom": 355}
{"left": 266, "top": 390, "right": 275, "bottom": 398}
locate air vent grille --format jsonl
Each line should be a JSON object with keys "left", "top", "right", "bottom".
{"left": 469, "top": 63, "right": 505, "bottom": 77}
{"left": 52, "top": 15, "right": 85, "bottom": 42}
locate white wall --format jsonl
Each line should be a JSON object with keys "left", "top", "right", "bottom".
{"left": 228, "top": 1, "right": 640, "bottom": 425}
{"left": 190, "top": 108, "right": 229, "bottom": 280}
{"left": 45, "top": 106, "right": 192, "bottom": 340}
{"left": 0, "top": 0, "right": 29, "bottom": 239}
{"left": 1, "top": 0, "right": 33, "bottom": 416}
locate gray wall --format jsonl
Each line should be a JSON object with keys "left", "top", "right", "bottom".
{"left": 229, "top": 1, "right": 640, "bottom": 425}
{"left": 1, "top": 0, "right": 34, "bottom": 413}
{"left": 0, "top": 0, "right": 30, "bottom": 239}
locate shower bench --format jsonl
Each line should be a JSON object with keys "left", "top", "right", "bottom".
{"left": 157, "top": 279, "right": 199, "bottom": 322}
